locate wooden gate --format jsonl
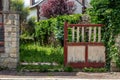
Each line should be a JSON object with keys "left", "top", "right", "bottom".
{"left": 64, "top": 22, "right": 105, "bottom": 68}
{"left": 0, "top": 13, "right": 4, "bottom": 53}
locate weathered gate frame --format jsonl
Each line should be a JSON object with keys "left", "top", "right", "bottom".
{"left": 64, "top": 22, "right": 105, "bottom": 68}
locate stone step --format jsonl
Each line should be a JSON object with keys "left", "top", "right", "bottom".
{"left": 20, "top": 62, "right": 58, "bottom": 66}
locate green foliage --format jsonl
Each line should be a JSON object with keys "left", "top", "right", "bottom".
{"left": 17, "top": 65, "right": 64, "bottom": 72}
{"left": 20, "top": 43, "right": 63, "bottom": 65}
{"left": 11, "top": 0, "right": 24, "bottom": 11}
{"left": 82, "top": 67, "right": 107, "bottom": 72}
{"left": 19, "top": 43, "right": 66, "bottom": 72}
{"left": 20, "top": 34, "right": 34, "bottom": 44}
{"left": 20, "top": 17, "right": 36, "bottom": 44}
{"left": 35, "top": 18, "right": 57, "bottom": 45}
{"left": 64, "top": 66, "right": 73, "bottom": 72}
{"left": 27, "top": 17, "right": 36, "bottom": 35}
{"left": 35, "top": 14, "right": 81, "bottom": 46}
{"left": 11, "top": 0, "right": 29, "bottom": 34}
{"left": 10, "top": 0, "right": 29, "bottom": 22}
{"left": 56, "top": 14, "right": 81, "bottom": 44}
{"left": 88, "top": 0, "right": 120, "bottom": 69}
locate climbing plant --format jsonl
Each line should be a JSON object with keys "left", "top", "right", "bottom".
{"left": 87, "top": 0, "right": 120, "bottom": 69}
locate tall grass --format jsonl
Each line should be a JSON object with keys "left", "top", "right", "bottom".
{"left": 20, "top": 43, "right": 64, "bottom": 65}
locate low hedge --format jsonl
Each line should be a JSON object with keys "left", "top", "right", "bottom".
{"left": 35, "top": 14, "right": 82, "bottom": 46}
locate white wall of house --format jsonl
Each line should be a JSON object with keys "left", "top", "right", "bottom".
{"left": 73, "top": 0, "right": 82, "bottom": 14}
{"left": 28, "top": 0, "right": 83, "bottom": 21}
{"left": 38, "top": 0, "right": 48, "bottom": 20}
{"left": 27, "top": 8, "right": 37, "bottom": 20}
{"left": 40, "top": 15, "right": 47, "bottom": 20}
{"left": 85, "top": 0, "right": 92, "bottom": 8}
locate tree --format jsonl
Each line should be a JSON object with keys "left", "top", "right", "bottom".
{"left": 10, "top": 0, "right": 29, "bottom": 34}
{"left": 40, "top": 0, "right": 76, "bottom": 18}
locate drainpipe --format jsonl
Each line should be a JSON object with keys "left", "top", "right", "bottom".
{"left": 82, "top": 0, "right": 86, "bottom": 14}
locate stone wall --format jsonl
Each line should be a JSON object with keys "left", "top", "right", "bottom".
{"left": 0, "top": 13, "right": 19, "bottom": 68}
{"left": 110, "top": 34, "right": 120, "bottom": 71}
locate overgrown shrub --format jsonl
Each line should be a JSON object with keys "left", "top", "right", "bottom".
{"left": 35, "top": 14, "right": 81, "bottom": 46}
{"left": 35, "top": 18, "right": 57, "bottom": 45}
{"left": 87, "top": 0, "right": 120, "bottom": 69}
{"left": 20, "top": 43, "right": 63, "bottom": 65}
{"left": 40, "top": 0, "right": 76, "bottom": 18}
{"left": 20, "top": 17, "right": 36, "bottom": 44}
{"left": 27, "top": 17, "right": 36, "bottom": 35}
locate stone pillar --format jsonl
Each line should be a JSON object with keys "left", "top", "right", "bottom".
{"left": 0, "top": 13, "right": 19, "bottom": 68}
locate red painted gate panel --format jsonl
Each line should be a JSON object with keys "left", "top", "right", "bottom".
{"left": 64, "top": 22, "right": 105, "bottom": 68}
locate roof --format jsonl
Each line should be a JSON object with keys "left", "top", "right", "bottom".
{"left": 30, "top": 0, "right": 83, "bottom": 9}
{"left": 30, "top": 0, "right": 44, "bottom": 8}
{"left": 76, "top": 0, "right": 82, "bottom": 5}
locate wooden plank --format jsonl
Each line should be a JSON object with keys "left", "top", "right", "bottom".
{"left": 88, "top": 46, "right": 105, "bottom": 63}
{"left": 68, "top": 62, "right": 105, "bottom": 68}
{"left": 72, "top": 27, "right": 75, "bottom": 42}
{"left": 93, "top": 27, "right": 96, "bottom": 42}
{"left": 68, "top": 24, "right": 104, "bottom": 27}
{"left": 67, "top": 42, "right": 104, "bottom": 46}
{"left": 89, "top": 27, "right": 92, "bottom": 42}
{"left": 85, "top": 45, "right": 88, "bottom": 63}
{"left": 98, "top": 27, "right": 101, "bottom": 42}
{"left": 82, "top": 27, "right": 84, "bottom": 42}
{"left": 77, "top": 27, "right": 80, "bottom": 42}
{"left": 68, "top": 46, "right": 85, "bottom": 63}
{"left": 64, "top": 22, "right": 68, "bottom": 66}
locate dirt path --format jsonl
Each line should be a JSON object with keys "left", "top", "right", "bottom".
{"left": 0, "top": 70, "right": 119, "bottom": 79}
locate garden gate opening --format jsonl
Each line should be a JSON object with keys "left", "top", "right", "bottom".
{"left": 64, "top": 22, "right": 106, "bottom": 68}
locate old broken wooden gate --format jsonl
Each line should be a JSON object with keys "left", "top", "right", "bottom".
{"left": 64, "top": 22, "right": 105, "bottom": 68}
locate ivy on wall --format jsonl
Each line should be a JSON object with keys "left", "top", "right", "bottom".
{"left": 87, "top": 0, "right": 120, "bottom": 69}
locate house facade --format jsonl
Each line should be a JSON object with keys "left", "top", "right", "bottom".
{"left": 28, "top": 0, "right": 91, "bottom": 21}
